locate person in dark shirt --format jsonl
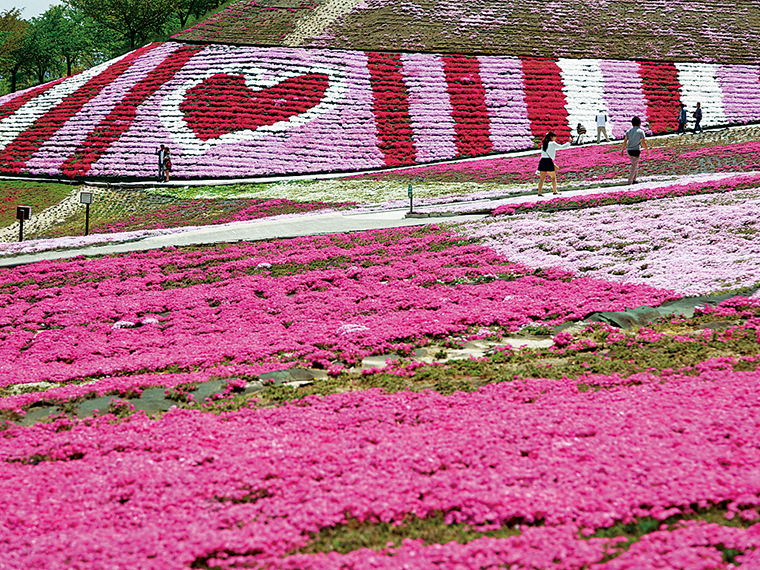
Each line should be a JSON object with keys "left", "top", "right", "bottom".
{"left": 155, "top": 144, "right": 166, "bottom": 182}
{"left": 677, "top": 104, "right": 687, "bottom": 135}
{"left": 693, "top": 103, "right": 703, "bottom": 134}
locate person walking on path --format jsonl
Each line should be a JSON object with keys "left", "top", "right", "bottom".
{"left": 693, "top": 102, "right": 703, "bottom": 134}
{"left": 155, "top": 144, "right": 166, "bottom": 182}
{"left": 537, "top": 131, "right": 571, "bottom": 197}
{"left": 676, "top": 104, "right": 688, "bottom": 134}
{"left": 621, "top": 116, "right": 649, "bottom": 185}
{"left": 596, "top": 110, "right": 610, "bottom": 143}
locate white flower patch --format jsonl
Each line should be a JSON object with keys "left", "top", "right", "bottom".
{"left": 557, "top": 58, "right": 607, "bottom": 136}
{"left": 337, "top": 323, "right": 370, "bottom": 335}
{"left": 675, "top": 63, "right": 728, "bottom": 128}
{"left": 112, "top": 320, "right": 137, "bottom": 329}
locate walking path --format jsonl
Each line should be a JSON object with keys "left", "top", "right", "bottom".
{"left": 1, "top": 167, "right": 743, "bottom": 268}
{"left": 0, "top": 126, "right": 751, "bottom": 268}
{"left": 0, "top": 208, "right": 487, "bottom": 268}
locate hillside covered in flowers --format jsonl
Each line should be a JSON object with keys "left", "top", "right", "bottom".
{"left": 1, "top": 41, "right": 760, "bottom": 181}
{"left": 3, "top": 1, "right": 760, "bottom": 568}
{"left": 174, "top": 0, "right": 760, "bottom": 64}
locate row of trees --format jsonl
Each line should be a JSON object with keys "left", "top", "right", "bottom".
{"left": 0, "top": 0, "right": 226, "bottom": 94}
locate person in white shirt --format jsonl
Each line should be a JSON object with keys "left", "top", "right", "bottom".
{"left": 596, "top": 110, "right": 609, "bottom": 143}
{"left": 537, "top": 131, "right": 572, "bottom": 196}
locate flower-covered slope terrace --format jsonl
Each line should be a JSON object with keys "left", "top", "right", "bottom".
{"left": 174, "top": 0, "right": 760, "bottom": 65}
{"left": 1, "top": 41, "right": 759, "bottom": 181}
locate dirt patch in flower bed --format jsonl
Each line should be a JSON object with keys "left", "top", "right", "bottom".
{"left": 247, "top": 299, "right": 760, "bottom": 406}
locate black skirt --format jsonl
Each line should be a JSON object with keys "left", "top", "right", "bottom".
{"left": 538, "top": 157, "right": 555, "bottom": 172}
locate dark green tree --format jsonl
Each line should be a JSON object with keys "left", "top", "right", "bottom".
{"left": 65, "top": 0, "right": 174, "bottom": 50}
{"left": 0, "top": 9, "right": 30, "bottom": 92}
{"left": 26, "top": 14, "right": 63, "bottom": 84}
{"left": 173, "top": 0, "right": 224, "bottom": 29}
{"left": 37, "top": 5, "right": 86, "bottom": 76}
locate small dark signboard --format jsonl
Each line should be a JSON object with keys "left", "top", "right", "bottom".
{"left": 17, "top": 206, "right": 31, "bottom": 241}
{"left": 16, "top": 206, "right": 31, "bottom": 220}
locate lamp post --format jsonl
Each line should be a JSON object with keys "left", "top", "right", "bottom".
{"left": 16, "top": 206, "right": 31, "bottom": 242}
{"left": 80, "top": 191, "right": 93, "bottom": 235}
{"left": 408, "top": 183, "right": 413, "bottom": 213}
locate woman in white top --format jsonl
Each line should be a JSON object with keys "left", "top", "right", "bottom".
{"left": 537, "top": 131, "right": 572, "bottom": 196}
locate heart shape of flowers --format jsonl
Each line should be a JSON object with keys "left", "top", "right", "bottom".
{"left": 179, "top": 72, "right": 330, "bottom": 141}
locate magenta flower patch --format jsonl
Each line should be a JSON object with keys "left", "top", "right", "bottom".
{"left": 3, "top": 369, "right": 760, "bottom": 567}
{"left": 0, "top": 227, "right": 675, "bottom": 409}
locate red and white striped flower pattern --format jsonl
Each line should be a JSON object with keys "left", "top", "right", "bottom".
{"left": 1, "top": 42, "right": 759, "bottom": 180}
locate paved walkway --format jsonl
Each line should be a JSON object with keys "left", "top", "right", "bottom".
{"left": 0, "top": 209, "right": 486, "bottom": 268}
{"left": 0, "top": 126, "right": 747, "bottom": 269}
{"left": 0, "top": 167, "right": 753, "bottom": 268}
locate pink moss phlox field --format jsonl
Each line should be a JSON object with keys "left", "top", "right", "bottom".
{"left": 0, "top": 228, "right": 675, "bottom": 402}
{"left": 460, "top": 181, "right": 760, "bottom": 295}
{"left": 274, "top": 522, "right": 760, "bottom": 569}
{"left": 492, "top": 172, "right": 760, "bottom": 216}
{"left": 3, "top": 370, "right": 760, "bottom": 568}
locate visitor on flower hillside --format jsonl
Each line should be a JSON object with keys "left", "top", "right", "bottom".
{"left": 596, "top": 110, "right": 610, "bottom": 143}
{"left": 677, "top": 103, "right": 688, "bottom": 134}
{"left": 163, "top": 148, "right": 172, "bottom": 182}
{"left": 693, "top": 102, "right": 703, "bottom": 134}
{"left": 155, "top": 144, "right": 166, "bottom": 182}
{"left": 537, "top": 131, "right": 571, "bottom": 197}
{"left": 621, "top": 116, "right": 649, "bottom": 185}
{"left": 575, "top": 123, "right": 587, "bottom": 145}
